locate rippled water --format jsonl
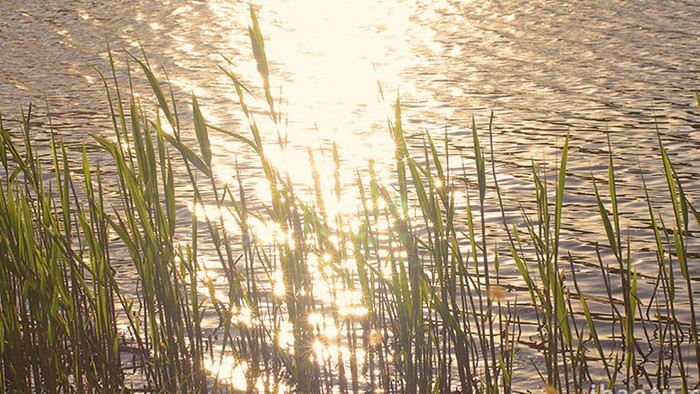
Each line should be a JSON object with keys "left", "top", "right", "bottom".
{"left": 2, "top": 0, "right": 700, "bottom": 390}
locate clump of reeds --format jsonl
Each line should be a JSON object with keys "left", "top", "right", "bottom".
{"left": 1, "top": 8, "right": 699, "bottom": 393}
{"left": 0, "top": 104, "right": 122, "bottom": 391}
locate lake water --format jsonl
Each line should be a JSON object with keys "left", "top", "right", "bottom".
{"left": 2, "top": 0, "right": 699, "bottom": 390}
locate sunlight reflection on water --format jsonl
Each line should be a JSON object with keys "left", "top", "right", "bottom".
{"left": 1, "top": 0, "right": 700, "bottom": 390}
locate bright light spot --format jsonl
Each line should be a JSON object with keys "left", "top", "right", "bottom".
{"left": 349, "top": 218, "right": 362, "bottom": 233}
{"left": 453, "top": 190, "right": 466, "bottom": 200}
{"left": 342, "top": 258, "right": 357, "bottom": 272}
{"left": 277, "top": 321, "right": 295, "bottom": 351}
{"left": 255, "top": 378, "right": 265, "bottom": 392}
{"left": 339, "top": 306, "right": 369, "bottom": 318}
{"left": 328, "top": 235, "right": 340, "bottom": 248}
{"left": 205, "top": 357, "right": 248, "bottom": 391}
{"left": 273, "top": 273, "right": 286, "bottom": 297}
{"left": 322, "top": 318, "right": 339, "bottom": 339}
{"left": 314, "top": 279, "right": 332, "bottom": 300}
{"left": 323, "top": 265, "right": 334, "bottom": 277}
{"left": 381, "top": 263, "right": 392, "bottom": 278}
{"left": 213, "top": 290, "right": 230, "bottom": 304}
{"left": 230, "top": 362, "right": 248, "bottom": 391}
{"left": 356, "top": 348, "right": 366, "bottom": 365}
{"left": 308, "top": 312, "right": 324, "bottom": 326}
{"left": 187, "top": 201, "right": 238, "bottom": 234}
{"left": 286, "top": 232, "right": 296, "bottom": 250}
{"left": 232, "top": 306, "right": 255, "bottom": 327}
{"left": 307, "top": 253, "right": 319, "bottom": 268}
{"left": 313, "top": 340, "right": 328, "bottom": 361}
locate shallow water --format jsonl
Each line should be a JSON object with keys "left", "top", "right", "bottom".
{"left": 2, "top": 0, "right": 700, "bottom": 390}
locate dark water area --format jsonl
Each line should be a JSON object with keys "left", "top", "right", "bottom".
{"left": 2, "top": 0, "right": 700, "bottom": 390}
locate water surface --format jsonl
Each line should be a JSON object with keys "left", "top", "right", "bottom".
{"left": 2, "top": 0, "right": 699, "bottom": 390}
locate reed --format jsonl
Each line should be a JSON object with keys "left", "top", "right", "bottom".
{"left": 1, "top": 10, "right": 699, "bottom": 392}
{"left": 0, "top": 104, "right": 122, "bottom": 391}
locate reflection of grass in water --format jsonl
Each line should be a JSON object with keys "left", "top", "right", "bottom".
{"left": 1, "top": 8, "right": 700, "bottom": 392}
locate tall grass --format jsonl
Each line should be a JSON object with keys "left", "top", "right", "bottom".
{"left": 1, "top": 10, "right": 700, "bottom": 392}
{"left": 0, "top": 104, "right": 122, "bottom": 391}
